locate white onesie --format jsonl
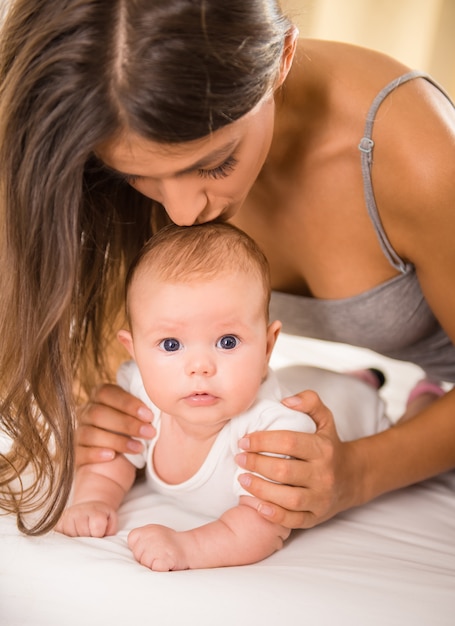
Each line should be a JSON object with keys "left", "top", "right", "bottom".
{"left": 117, "top": 361, "right": 315, "bottom": 519}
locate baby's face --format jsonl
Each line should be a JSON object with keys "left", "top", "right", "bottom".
{"left": 122, "top": 270, "right": 279, "bottom": 434}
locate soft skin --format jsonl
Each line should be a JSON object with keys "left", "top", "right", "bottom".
{"left": 77, "top": 36, "right": 455, "bottom": 529}
{"left": 58, "top": 269, "right": 290, "bottom": 569}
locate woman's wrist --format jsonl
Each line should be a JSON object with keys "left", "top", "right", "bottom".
{"left": 339, "top": 438, "right": 373, "bottom": 512}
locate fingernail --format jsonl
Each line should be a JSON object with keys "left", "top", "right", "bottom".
{"left": 282, "top": 395, "right": 300, "bottom": 408}
{"left": 236, "top": 453, "right": 247, "bottom": 468}
{"left": 139, "top": 424, "right": 155, "bottom": 438}
{"left": 238, "top": 473, "right": 251, "bottom": 487}
{"left": 127, "top": 439, "right": 143, "bottom": 453}
{"left": 258, "top": 504, "right": 274, "bottom": 517}
{"left": 238, "top": 437, "right": 250, "bottom": 450}
{"left": 99, "top": 449, "right": 115, "bottom": 461}
{"left": 137, "top": 406, "right": 154, "bottom": 420}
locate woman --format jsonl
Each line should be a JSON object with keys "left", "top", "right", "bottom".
{"left": 0, "top": 0, "right": 454, "bottom": 535}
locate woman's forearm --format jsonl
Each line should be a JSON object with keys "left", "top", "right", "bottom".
{"left": 354, "top": 389, "right": 455, "bottom": 506}
{"left": 234, "top": 388, "right": 455, "bottom": 529}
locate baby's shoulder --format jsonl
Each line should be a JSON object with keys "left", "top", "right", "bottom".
{"left": 116, "top": 360, "right": 156, "bottom": 411}
{"left": 227, "top": 396, "right": 315, "bottom": 458}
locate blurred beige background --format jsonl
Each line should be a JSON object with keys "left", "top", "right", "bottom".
{"left": 282, "top": 0, "right": 455, "bottom": 96}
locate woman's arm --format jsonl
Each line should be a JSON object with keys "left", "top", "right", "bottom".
{"left": 236, "top": 76, "right": 455, "bottom": 529}
{"left": 235, "top": 389, "right": 455, "bottom": 528}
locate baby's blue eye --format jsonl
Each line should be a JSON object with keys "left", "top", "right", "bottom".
{"left": 160, "top": 338, "right": 181, "bottom": 352}
{"left": 217, "top": 335, "right": 239, "bottom": 350}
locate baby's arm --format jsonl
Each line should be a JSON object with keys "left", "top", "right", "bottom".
{"left": 127, "top": 496, "right": 290, "bottom": 571}
{"left": 55, "top": 454, "right": 136, "bottom": 537}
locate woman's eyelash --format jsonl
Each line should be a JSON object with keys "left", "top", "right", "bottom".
{"left": 117, "top": 173, "right": 140, "bottom": 185}
{"left": 106, "top": 170, "right": 139, "bottom": 185}
{"left": 123, "top": 174, "right": 139, "bottom": 184}
{"left": 106, "top": 154, "right": 238, "bottom": 185}
{"left": 198, "top": 155, "right": 238, "bottom": 180}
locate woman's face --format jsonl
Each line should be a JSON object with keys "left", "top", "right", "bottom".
{"left": 97, "top": 95, "right": 275, "bottom": 225}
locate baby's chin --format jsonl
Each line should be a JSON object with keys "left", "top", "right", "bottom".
{"left": 160, "top": 396, "right": 255, "bottom": 429}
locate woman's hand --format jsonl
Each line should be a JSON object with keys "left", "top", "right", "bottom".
{"left": 235, "top": 390, "right": 363, "bottom": 529}
{"left": 76, "top": 384, "right": 156, "bottom": 467}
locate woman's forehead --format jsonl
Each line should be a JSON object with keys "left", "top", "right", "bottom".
{"left": 96, "top": 95, "right": 270, "bottom": 177}
{"left": 97, "top": 126, "right": 238, "bottom": 178}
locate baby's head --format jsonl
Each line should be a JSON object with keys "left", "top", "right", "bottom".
{"left": 124, "top": 221, "right": 272, "bottom": 323}
{"left": 118, "top": 222, "right": 281, "bottom": 424}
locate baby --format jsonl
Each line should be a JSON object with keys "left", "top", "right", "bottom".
{"left": 56, "top": 222, "right": 383, "bottom": 570}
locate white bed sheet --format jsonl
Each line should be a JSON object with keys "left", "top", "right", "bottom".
{"left": 1, "top": 334, "right": 454, "bottom": 626}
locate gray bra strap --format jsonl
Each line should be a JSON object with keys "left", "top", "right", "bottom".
{"left": 359, "top": 70, "right": 453, "bottom": 273}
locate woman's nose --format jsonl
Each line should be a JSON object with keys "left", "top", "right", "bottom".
{"left": 159, "top": 179, "right": 209, "bottom": 226}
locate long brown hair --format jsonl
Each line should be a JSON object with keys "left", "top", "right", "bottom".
{"left": 0, "top": 0, "right": 292, "bottom": 534}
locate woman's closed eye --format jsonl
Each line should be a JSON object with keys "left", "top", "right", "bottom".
{"left": 103, "top": 152, "right": 238, "bottom": 186}
{"left": 198, "top": 155, "right": 238, "bottom": 180}
{"left": 105, "top": 166, "right": 141, "bottom": 186}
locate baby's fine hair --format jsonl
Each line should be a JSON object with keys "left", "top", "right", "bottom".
{"left": 126, "top": 222, "right": 272, "bottom": 318}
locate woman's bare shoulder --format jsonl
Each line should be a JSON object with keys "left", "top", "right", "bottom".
{"left": 281, "top": 39, "right": 413, "bottom": 136}
{"left": 294, "top": 39, "right": 411, "bottom": 85}
{"left": 354, "top": 67, "right": 455, "bottom": 305}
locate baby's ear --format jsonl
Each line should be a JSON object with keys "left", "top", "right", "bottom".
{"left": 265, "top": 320, "right": 282, "bottom": 363}
{"left": 117, "top": 329, "right": 135, "bottom": 359}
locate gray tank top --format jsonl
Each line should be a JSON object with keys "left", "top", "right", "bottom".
{"left": 270, "top": 71, "right": 455, "bottom": 382}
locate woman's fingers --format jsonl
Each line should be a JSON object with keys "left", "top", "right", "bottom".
{"left": 76, "top": 423, "right": 142, "bottom": 454}
{"left": 238, "top": 471, "right": 328, "bottom": 529}
{"left": 239, "top": 475, "right": 317, "bottom": 529}
{"left": 238, "top": 390, "right": 338, "bottom": 461}
{"left": 236, "top": 440, "right": 311, "bottom": 483}
{"left": 235, "top": 390, "right": 346, "bottom": 529}
{"left": 74, "top": 442, "right": 116, "bottom": 466}
{"left": 87, "top": 383, "right": 154, "bottom": 423}
{"left": 78, "top": 403, "right": 154, "bottom": 439}
{"left": 75, "top": 384, "right": 156, "bottom": 467}
{"left": 282, "top": 389, "right": 338, "bottom": 437}
{"left": 236, "top": 454, "right": 335, "bottom": 528}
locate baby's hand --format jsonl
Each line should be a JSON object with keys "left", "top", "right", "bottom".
{"left": 55, "top": 501, "right": 118, "bottom": 537}
{"left": 128, "top": 524, "right": 189, "bottom": 571}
